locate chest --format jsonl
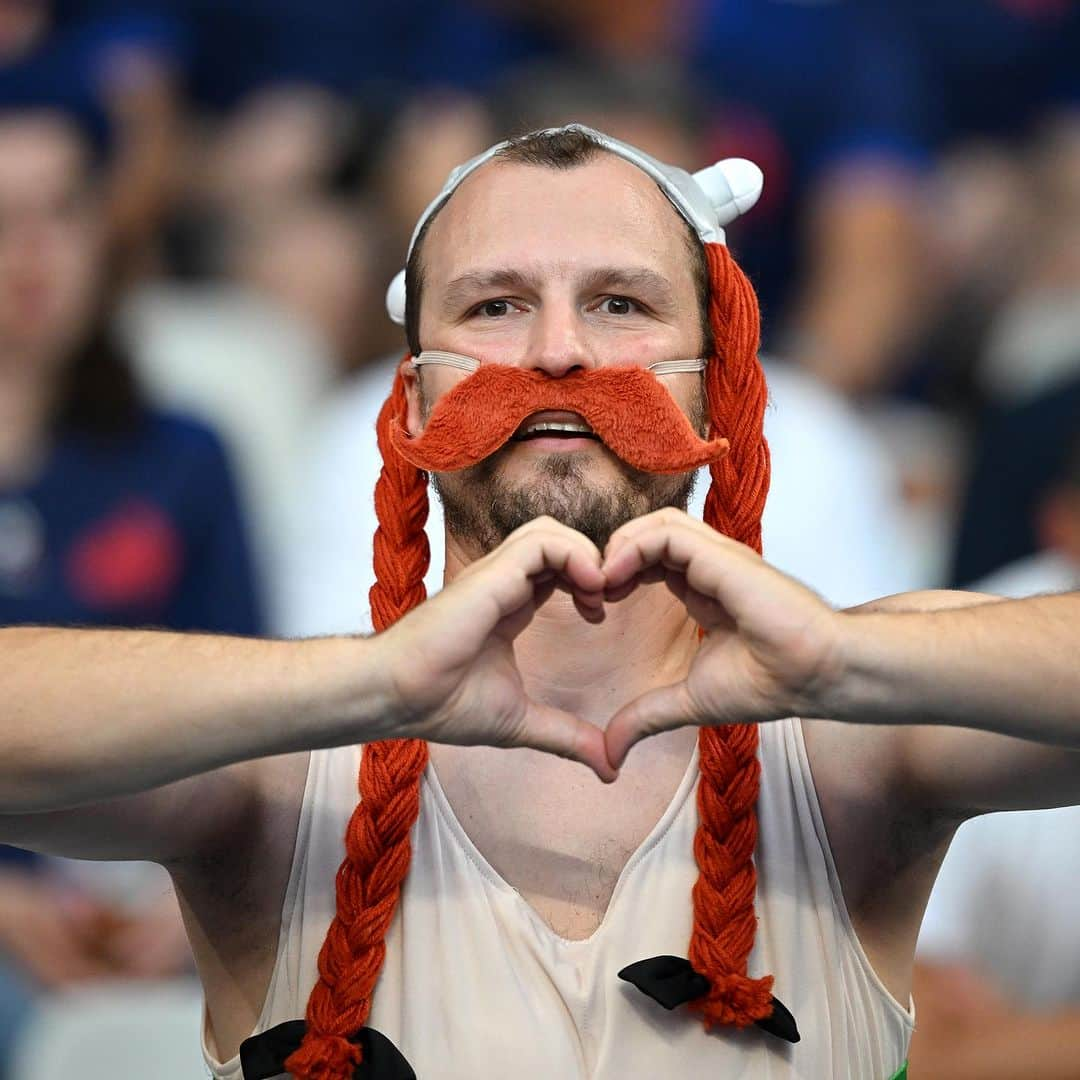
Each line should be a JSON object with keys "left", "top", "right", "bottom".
{"left": 363, "top": 734, "right": 911, "bottom": 1080}
{"left": 427, "top": 743, "right": 695, "bottom": 940}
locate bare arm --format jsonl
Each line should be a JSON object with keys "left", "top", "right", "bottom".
{"left": 829, "top": 590, "right": 1080, "bottom": 818}
{"left": 0, "top": 519, "right": 614, "bottom": 866}
{"left": 823, "top": 590, "right": 1080, "bottom": 744}
{"left": 601, "top": 511, "right": 1080, "bottom": 772}
{"left": 0, "top": 628, "right": 396, "bottom": 814}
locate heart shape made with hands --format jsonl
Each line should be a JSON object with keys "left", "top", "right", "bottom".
{"left": 410, "top": 512, "right": 832, "bottom": 781}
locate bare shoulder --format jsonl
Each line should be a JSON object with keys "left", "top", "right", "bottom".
{"left": 1, "top": 749, "right": 312, "bottom": 1046}
{"left": 171, "top": 751, "right": 312, "bottom": 1057}
{"left": 0, "top": 751, "right": 307, "bottom": 868}
{"left": 171, "top": 750, "right": 311, "bottom": 943}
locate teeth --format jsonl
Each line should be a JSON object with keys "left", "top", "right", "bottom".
{"left": 524, "top": 422, "right": 593, "bottom": 434}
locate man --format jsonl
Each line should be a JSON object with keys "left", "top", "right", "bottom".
{"left": 2, "top": 125, "right": 1079, "bottom": 1080}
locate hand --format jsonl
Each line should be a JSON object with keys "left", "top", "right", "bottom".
{"left": 0, "top": 871, "right": 116, "bottom": 989}
{"left": 601, "top": 509, "right": 842, "bottom": 767}
{"left": 374, "top": 517, "right": 617, "bottom": 781}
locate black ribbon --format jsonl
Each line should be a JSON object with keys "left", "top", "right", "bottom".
{"left": 618, "top": 955, "right": 800, "bottom": 1044}
{"left": 239, "top": 1020, "right": 416, "bottom": 1079}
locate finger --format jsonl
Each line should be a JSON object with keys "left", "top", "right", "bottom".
{"left": 481, "top": 527, "right": 606, "bottom": 622}
{"left": 504, "top": 517, "right": 605, "bottom": 590}
{"left": 605, "top": 507, "right": 729, "bottom": 566}
{"left": 571, "top": 589, "right": 606, "bottom": 624}
{"left": 547, "top": 571, "right": 606, "bottom": 615}
{"left": 602, "top": 527, "right": 693, "bottom": 591}
{"left": 606, "top": 508, "right": 753, "bottom": 567}
{"left": 602, "top": 578, "right": 637, "bottom": 604}
{"left": 604, "top": 682, "right": 695, "bottom": 770}
{"left": 604, "top": 507, "right": 692, "bottom": 558}
{"left": 603, "top": 517, "right": 759, "bottom": 597}
{"left": 499, "top": 577, "right": 603, "bottom": 638}
{"left": 517, "top": 702, "right": 618, "bottom": 783}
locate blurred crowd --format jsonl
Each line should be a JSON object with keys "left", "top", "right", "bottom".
{"left": 0, "top": 1, "right": 1078, "bottom": 1077}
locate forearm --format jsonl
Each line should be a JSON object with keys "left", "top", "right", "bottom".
{"left": 816, "top": 593, "right": 1080, "bottom": 742}
{"left": 0, "top": 627, "right": 400, "bottom": 812}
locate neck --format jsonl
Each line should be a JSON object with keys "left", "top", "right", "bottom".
{"left": 0, "top": 353, "right": 58, "bottom": 485}
{"left": 444, "top": 532, "right": 700, "bottom": 724}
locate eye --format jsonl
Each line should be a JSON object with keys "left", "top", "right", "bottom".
{"left": 598, "top": 296, "right": 639, "bottom": 316}
{"left": 473, "top": 299, "right": 511, "bottom": 318}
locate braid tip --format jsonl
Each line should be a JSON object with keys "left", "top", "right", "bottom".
{"left": 618, "top": 956, "right": 799, "bottom": 1044}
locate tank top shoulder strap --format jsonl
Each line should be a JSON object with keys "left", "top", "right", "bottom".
{"left": 756, "top": 717, "right": 915, "bottom": 1036}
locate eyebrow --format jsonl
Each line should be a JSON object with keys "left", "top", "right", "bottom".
{"left": 440, "top": 265, "right": 678, "bottom": 314}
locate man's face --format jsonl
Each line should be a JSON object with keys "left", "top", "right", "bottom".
{"left": 0, "top": 116, "right": 102, "bottom": 370}
{"left": 404, "top": 153, "right": 707, "bottom": 554}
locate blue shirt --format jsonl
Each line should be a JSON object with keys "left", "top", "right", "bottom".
{"left": 0, "top": 410, "right": 261, "bottom": 867}
{"left": 0, "top": 411, "right": 261, "bottom": 633}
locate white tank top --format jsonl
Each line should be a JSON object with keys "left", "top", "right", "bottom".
{"left": 203, "top": 718, "right": 913, "bottom": 1078}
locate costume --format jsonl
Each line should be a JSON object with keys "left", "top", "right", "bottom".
{"left": 236, "top": 124, "right": 912, "bottom": 1079}
{"left": 204, "top": 722, "right": 911, "bottom": 1080}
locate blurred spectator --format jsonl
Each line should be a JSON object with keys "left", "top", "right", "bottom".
{"left": 682, "top": 0, "right": 931, "bottom": 400}
{"left": 490, "top": 57, "right": 704, "bottom": 167}
{"left": 202, "top": 85, "right": 352, "bottom": 218}
{"left": 173, "top": 83, "right": 364, "bottom": 276}
{"left": 0, "top": 108, "right": 260, "bottom": 1077}
{"left": 118, "top": 280, "right": 335, "bottom": 632}
{"left": 0, "top": 110, "right": 261, "bottom": 630}
{"left": 227, "top": 199, "right": 380, "bottom": 377}
{"left": 914, "top": 416, "right": 1080, "bottom": 1077}
{"left": 0, "top": 0, "right": 189, "bottom": 279}
{"left": 950, "top": 330, "right": 1080, "bottom": 584}
{"left": 913, "top": 804, "right": 1080, "bottom": 1080}
{"left": 970, "top": 427, "right": 1080, "bottom": 599}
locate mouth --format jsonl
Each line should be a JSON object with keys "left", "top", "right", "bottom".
{"left": 511, "top": 411, "right": 601, "bottom": 443}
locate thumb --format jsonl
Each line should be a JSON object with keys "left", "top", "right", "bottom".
{"left": 518, "top": 701, "right": 619, "bottom": 783}
{"left": 605, "top": 682, "right": 694, "bottom": 770}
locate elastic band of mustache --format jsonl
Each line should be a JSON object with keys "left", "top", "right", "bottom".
{"left": 390, "top": 363, "right": 730, "bottom": 474}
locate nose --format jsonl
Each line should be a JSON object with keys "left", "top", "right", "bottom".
{"left": 521, "top": 300, "right": 597, "bottom": 377}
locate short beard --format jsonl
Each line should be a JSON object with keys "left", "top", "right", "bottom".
{"left": 432, "top": 449, "right": 698, "bottom": 555}
{"left": 420, "top": 371, "right": 708, "bottom": 554}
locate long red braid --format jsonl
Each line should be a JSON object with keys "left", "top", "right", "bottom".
{"left": 286, "top": 242, "right": 772, "bottom": 1078}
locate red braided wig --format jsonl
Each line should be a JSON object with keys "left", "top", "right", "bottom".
{"left": 286, "top": 241, "right": 772, "bottom": 1077}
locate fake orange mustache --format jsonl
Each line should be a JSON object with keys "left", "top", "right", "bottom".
{"left": 390, "top": 363, "right": 730, "bottom": 474}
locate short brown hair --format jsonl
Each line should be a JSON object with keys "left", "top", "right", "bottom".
{"left": 403, "top": 127, "right": 712, "bottom": 357}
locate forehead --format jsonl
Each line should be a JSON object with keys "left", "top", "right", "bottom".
{"left": 422, "top": 152, "right": 695, "bottom": 286}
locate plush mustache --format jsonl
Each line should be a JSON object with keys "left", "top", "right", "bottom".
{"left": 390, "top": 364, "right": 729, "bottom": 474}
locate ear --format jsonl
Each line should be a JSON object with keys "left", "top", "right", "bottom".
{"left": 400, "top": 356, "right": 425, "bottom": 437}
